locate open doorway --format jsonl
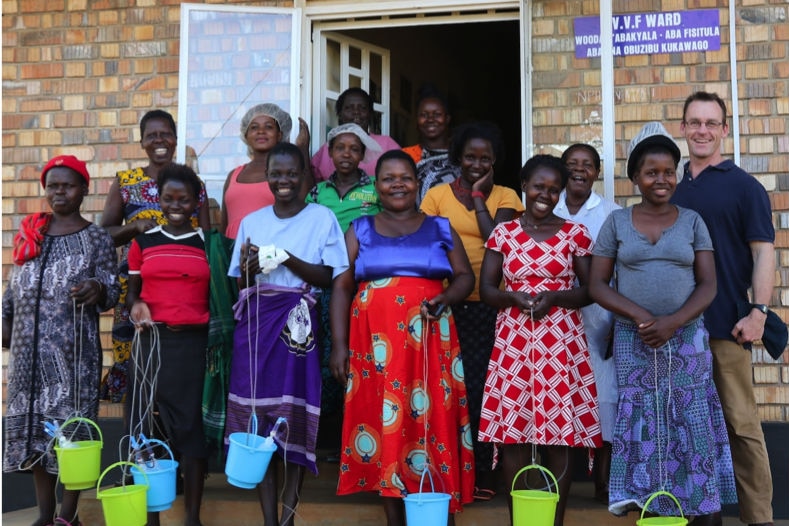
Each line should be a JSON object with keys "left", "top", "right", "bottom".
{"left": 330, "top": 21, "right": 522, "bottom": 192}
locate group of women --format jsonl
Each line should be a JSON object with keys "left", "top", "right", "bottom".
{"left": 3, "top": 84, "right": 735, "bottom": 526}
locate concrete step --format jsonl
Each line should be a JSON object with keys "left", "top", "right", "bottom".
{"left": 2, "top": 460, "right": 772, "bottom": 526}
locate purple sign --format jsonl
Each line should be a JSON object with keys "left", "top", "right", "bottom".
{"left": 573, "top": 9, "right": 721, "bottom": 58}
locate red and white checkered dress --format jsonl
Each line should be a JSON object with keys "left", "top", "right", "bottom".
{"left": 478, "top": 219, "right": 602, "bottom": 448}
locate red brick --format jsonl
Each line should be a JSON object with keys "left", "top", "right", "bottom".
{"left": 770, "top": 192, "right": 789, "bottom": 211}
{"left": 20, "top": 63, "right": 64, "bottom": 79}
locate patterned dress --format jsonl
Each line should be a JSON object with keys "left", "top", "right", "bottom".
{"left": 478, "top": 220, "right": 601, "bottom": 448}
{"left": 101, "top": 167, "right": 206, "bottom": 402}
{"left": 3, "top": 225, "right": 119, "bottom": 474}
{"left": 337, "top": 215, "right": 475, "bottom": 513}
{"left": 594, "top": 206, "right": 737, "bottom": 516}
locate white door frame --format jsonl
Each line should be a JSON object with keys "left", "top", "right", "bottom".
{"left": 302, "top": 0, "right": 527, "bottom": 160}
{"left": 310, "top": 32, "right": 392, "bottom": 151}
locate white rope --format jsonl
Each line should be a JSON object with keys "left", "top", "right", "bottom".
{"left": 526, "top": 306, "right": 565, "bottom": 492}
{"left": 652, "top": 338, "right": 674, "bottom": 491}
{"left": 127, "top": 323, "right": 163, "bottom": 445}
{"left": 244, "top": 264, "right": 260, "bottom": 441}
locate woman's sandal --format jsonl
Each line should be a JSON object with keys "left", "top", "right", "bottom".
{"left": 473, "top": 486, "right": 496, "bottom": 501}
{"left": 53, "top": 518, "right": 82, "bottom": 526}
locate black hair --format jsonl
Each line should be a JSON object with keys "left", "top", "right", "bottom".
{"left": 449, "top": 121, "right": 503, "bottom": 166}
{"left": 335, "top": 87, "right": 374, "bottom": 116}
{"left": 519, "top": 154, "right": 570, "bottom": 189}
{"left": 157, "top": 163, "right": 201, "bottom": 199}
{"left": 415, "top": 83, "right": 450, "bottom": 114}
{"left": 140, "top": 109, "right": 176, "bottom": 140}
{"left": 560, "top": 143, "right": 601, "bottom": 172}
{"left": 631, "top": 144, "right": 679, "bottom": 178}
{"left": 682, "top": 91, "right": 727, "bottom": 124}
{"left": 267, "top": 142, "right": 305, "bottom": 172}
{"left": 375, "top": 149, "right": 417, "bottom": 178}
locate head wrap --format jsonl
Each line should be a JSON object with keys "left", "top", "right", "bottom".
{"left": 240, "top": 103, "right": 293, "bottom": 155}
{"left": 40, "top": 155, "right": 90, "bottom": 187}
{"left": 326, "top": 123, "right": 382, "bottom": 163}
{"left": 12, "top": 212, "right": 52, "bottom": 265}
{"left": 626, "top": 121, "right": 681, "bottom": 180}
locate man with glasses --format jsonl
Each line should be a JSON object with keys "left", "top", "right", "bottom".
{"left": 672, "top": 91, "right": 775, "bottom": 526}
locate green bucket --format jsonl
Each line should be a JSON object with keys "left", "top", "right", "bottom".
{"left": 511, "top": 464, "right": 559, "bottom": 526}
{"left": 53, "top": 417, "right": 103, "bottom": 490}
{"left": 636, "top": 491, "right": 688, "bottom": 526}
{"left": 97, "top": 461, "right": 149, "bottom": 526}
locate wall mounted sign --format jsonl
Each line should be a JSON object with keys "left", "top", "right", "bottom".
{"left": 573, "top": 9, "right": 721, "bottom": 58}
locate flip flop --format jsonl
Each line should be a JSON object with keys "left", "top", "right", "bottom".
{"left": 473, "top": 487, "right": 496, "bottom": 501}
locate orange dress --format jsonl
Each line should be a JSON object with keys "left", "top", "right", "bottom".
{"left": 337, "top": 216, "right": 475, "bottom": 513}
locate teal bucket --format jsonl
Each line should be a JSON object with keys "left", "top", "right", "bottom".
{"left": 511, "top": 464, "right": 560, "bottom": 526}
{"left": 130, "top": 438, "right": 179, "bottom": 512}
{"left": 225, "top": 414, "right": 277, "bottom": 489}
{"left": 404, "top": 467, "right": 451, "bottom": 526}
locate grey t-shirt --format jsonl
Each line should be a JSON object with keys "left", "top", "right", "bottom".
{"left": 593, "top": 206, "right": 713, "bottom": 317}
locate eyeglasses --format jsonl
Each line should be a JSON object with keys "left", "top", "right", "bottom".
{"left": 683, "top": 120, "right": 723, "bottom": 130}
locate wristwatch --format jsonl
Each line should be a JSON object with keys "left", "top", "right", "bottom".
{"left": 751, "top": 303, "right": 769, "bottom": 315}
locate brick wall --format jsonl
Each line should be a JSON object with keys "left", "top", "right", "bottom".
{"left": 2, "top": 0, "right": 788, "bottom": 420}
{"left": 531, "top": 0, "right": 789, "bottom": 421}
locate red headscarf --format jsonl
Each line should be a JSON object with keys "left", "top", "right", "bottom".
{"left": 12, "top": 212, "right": 52, "bottom": 265}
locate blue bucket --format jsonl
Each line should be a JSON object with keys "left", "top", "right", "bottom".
{"left": 404, "top": 467, "right": 451, "bottom": 526}
{"left": 130, "top": 438, "right": 179, "bottom": 512}
{"left": 225, "top": 414, "right": 277, "bottom": 489}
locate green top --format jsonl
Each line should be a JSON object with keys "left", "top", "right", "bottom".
{"left": 306, "top": 170, "right": 381, "bottom": 232}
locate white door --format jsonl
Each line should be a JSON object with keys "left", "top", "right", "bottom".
{"left": 311, "top": 32, "right": 391, "bottom": 149}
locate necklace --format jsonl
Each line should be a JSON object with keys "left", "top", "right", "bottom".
{"left": 521, "top": 215, "right": 552, "bottom": 230}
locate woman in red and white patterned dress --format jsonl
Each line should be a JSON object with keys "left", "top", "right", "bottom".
{"left": 478, "top": 155, "right": 601, "bottom": 526}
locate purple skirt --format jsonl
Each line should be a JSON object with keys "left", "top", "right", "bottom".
{"left": 609, "top": 317, "right": 736, "bottom": 516}
{"left": 225, "top": 283, "right": 321, "bottom": 474}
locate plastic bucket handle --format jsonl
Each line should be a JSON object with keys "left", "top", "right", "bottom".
{"left": 243, "top": 413, "right": 259, "bottom": 447}
{"left": 640, "top": 491, "right": 685, "bottom": 521}
{"left": 97, "top": 461, "right": 149, "bottom": 497}
{"left": 511, "top": 464, "right": 559, "bottom": 496}
{"left": 414, "top": 465, "right": 447, "bottom": 504}
{"left": 60, "top": 417, "right": 104, "bottom": 444}
{"left": 130, "top": 438, "right": 174, "bottom": 463}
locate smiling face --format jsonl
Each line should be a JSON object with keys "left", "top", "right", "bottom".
{"left": 339, "top": 93, "right": 371, "bottom": 130}
{"left": 245, "top": 114, "right": 282, "bottom": 153}
{"left": 140, "top": 117, "right": 177, "bottom": 166}
{"left": 633, "top": 151, "right": 677, "bottom": 206}
{"left": 160, "top": 179, "right": 197, "bottom": 230}
{"left": 375, "top": 158, "right": 418, "bottom": 212}
{"left": 564, "top": 147, "right": 599, "bottom": 201}
{"left": 329, "top": 133, "right": 364, "bottom": 178}
{"left": 416, "top": 98, "right": 450, "bottom": 142}
{"left": 522, "top": 166, "right": 562, "bottom": 220}
{"left": 45, "top": 167, "right": 87, "bottom": 216}
{"left": 681, "top": 100, "right": 728, "bottom": 165}
{"left": 459, "top": 137, "right": 495, "bottom": 186}
{"left": 267, "top": 153, "right": 303, "bottom": 204}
